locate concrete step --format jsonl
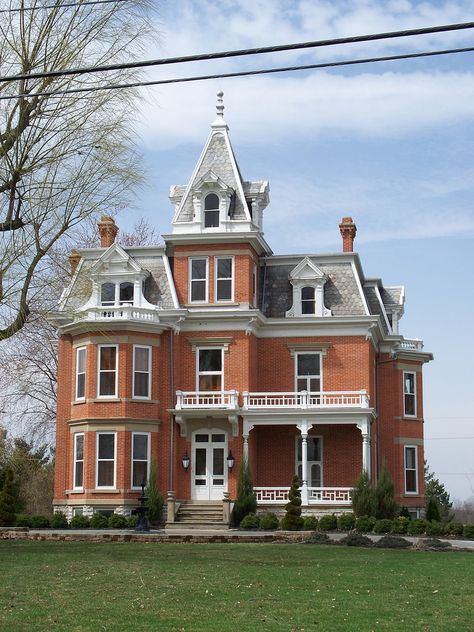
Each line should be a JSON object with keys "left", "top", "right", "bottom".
{"left": 166, "top": 521, "right": 230, "bottom": 531}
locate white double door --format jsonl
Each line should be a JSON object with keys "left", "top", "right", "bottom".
{"left": 192, "top": 429, "right": 228, "bottom": 500}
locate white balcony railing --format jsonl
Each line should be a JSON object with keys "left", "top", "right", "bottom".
{"left": 242, "top": 391, "right": 369, "bottom": 410}
{"left": 254, "top": 487, "right": 352, "bottom": 505}
{"left": 397, "top": 338, "right": 424, "bottom": 351}
{"left": 176, "top": 390, "right": 239, "bottom": 410}
{"left": 78, "top": 306, "right": 159, "bottom": 322}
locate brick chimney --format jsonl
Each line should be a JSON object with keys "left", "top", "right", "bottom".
{"left": 68, "top": 249, "right": 81, "bottom": 275}
{"left": 98, "top": 215, "right": 118, "bottom": 248}
{"left": 339, "top": 217, "right": 357, "bottom": 252}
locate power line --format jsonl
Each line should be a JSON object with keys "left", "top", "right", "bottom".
{"left": 0, "top": 0, "right": 130, "bottom": 12}
{"left": 1, "top": 20, "right": 474, "bottom": 83}
{"left": 425, "top": 437, "right": 474, "bottom": 440}
{"left": 1, "top": 44, "right": 474, "bottom": 101}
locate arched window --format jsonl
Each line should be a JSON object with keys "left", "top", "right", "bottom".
{"left": 301, "top": 286, "right": 315, "bottom": 314}
{"left": 204, "top": 193, "right": 220, "bottom": 228}
{"left": 119, "top": 282, "right": 134, "bottom": 305}
{"left": 101, "top": 283, "right": 115, "bottom": 306}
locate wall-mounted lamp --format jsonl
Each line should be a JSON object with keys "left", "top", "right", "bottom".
{"left": 182, "top": 451, "right": 190, "bottom": 470}
{"left": 226, "top": 451, "right": 235, "bottom": 470}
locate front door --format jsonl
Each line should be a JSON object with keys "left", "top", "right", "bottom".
{"left": 192, "top": 430, "right": 227, "bottom": 500}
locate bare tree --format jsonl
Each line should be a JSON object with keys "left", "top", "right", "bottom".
{"left": 0, "top": 0, "right": 156, "bottom": 340}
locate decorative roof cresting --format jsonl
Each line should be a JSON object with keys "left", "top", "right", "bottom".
{"left": 212, "top": 90, "right": 228, "bottom": 130}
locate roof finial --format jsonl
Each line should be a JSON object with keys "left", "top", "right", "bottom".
{"left": 212, "top": 90, "right": 228, "bottom": 129}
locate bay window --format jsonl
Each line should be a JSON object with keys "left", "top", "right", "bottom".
{"left": 98, "top": 345, "right": 118, "bottom": 398}
{"left": 133, "top": 345, "right": 151, "bottom": 399}
{"left": 131, "top": 433, "right": 150, "bottom": 488}
{"left": 403, "top": 372, "right": 416, "bottom": 417}
{"left": 73, "top": 433, "right": 84, "bottom": 489}
{"left": 404, "top": 446, "right": 418, "bottom": 493}
{"left": 215, "top": 256, "right": 233, "bottom": 302}
{"left": 96, "top": 432, "right": 116, "bottom": 488}
{"left": 76, "top": 347, "right": 86, "bottom": 400}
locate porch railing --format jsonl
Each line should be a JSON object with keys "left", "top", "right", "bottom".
{"left": 176, "top": 390, "right": 239, "bottom": 409}
{"left": 243, "top": 391, "right": 369, "bottom": 409}
{"left": 397, "top": 338, "right": 424, "bottom": 351}
{"left": 254, "top": 487, "right": 352, "bottom": 505}
{"left": 79, "top": 306, "right": 159, "bottom": 322}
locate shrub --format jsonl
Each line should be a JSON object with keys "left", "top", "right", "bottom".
{"left": 90, "top": 513, "right": 109, "bottom": 529}
{"left": 355, "top": 515, "right": 376, "bottom": 533}
{"left": 407, "top": 519, "right": 427, "bottom": 535}
{"left": 415, "top": 538, "right": 451, "bottom": 551}
{"left": 108, "top": 513, "right": 128, "bottom": 529}
{"left": 232, "top": 457, "right": 257, "bottom": 526}
{"left": 351, "top": 470, "right": 375, "bottom": 517}
{"left": 373, "top": 519, "right": 393, "bottom": 534}
{"left": 425, "top": 521, "right": 443, "bottom": 536}
{"left": 339, "top": 532, "right": 373, "bottom": 547}
{"left": 375, "top": 535, "right": 412, "bottom": 549}
{"left": 259, "top": 512, "right": 279, "bottom": 530}
{"left": 0, "top": 469, "right": 16, "bottom": 527}
{"left": 51, "top": 512, "right": 69, "bottom": 529}
{"left": 280, "top": 475, "right": 303, "bottom": 531}
{"left": 127, "top": 514, "right": 138, "bottom": 528}
{"left": 318, "top": 514, "right": 337, "bottom": 531}
{"left": 30, "top": 515, "right": 51, "bottom": 528}
{"left": 239, "top": 513, "right": 260, "bottom": 530}
{"left": 463, "top": 524, "right": 474, "bottom": 539}
{"left": 399, "top": 506, "right": 410, "bottom": 518}
{"left": 71, "top": 515, "right": 90, "bottom": 529}
{"left": 337, "top": 513, "right": 356, "bottom": 531}
{"left": 304, "top": 531, "right": 331, "bottom": 545}
{"left": 425, "top": 497, "right": 441, "bottom": 523}
{"left": 374, "top": 461, "right": 398, "bottom": 519}
{"left": 302, "top": 515, "right": 319, "bottom": 531}
{"left": 146, "top": 459, "right": 164, "bottom": 525}
{"left": 446, "top": 522, "right": 464, "bottom": 536}
{"left": 391, "top": 516, "right": 410, "bottom": 534}
{"left": 15, "top": 514, "right": 33, "bottom": 528}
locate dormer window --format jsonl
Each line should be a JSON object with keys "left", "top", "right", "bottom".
{"left": 301, "top": 287, "right": 315, "bottom": 315}
{"left": 286, "top": 257, "right": 331, "bottom": 318}
{"left": 100, "top": 281, "right": 135, "bottom": 306}
{"left": 119, "top": 282, "right": 134, "bottom": 305}
{"left": 101, "top": 283, "right": 115, "bottom": 306}
{"left": 204, "top": 193, "right": 220, "bottom": 228}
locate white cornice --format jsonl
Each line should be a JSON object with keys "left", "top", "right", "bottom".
{"left": 163, "top": 231, "right": 273, "bottom": 256}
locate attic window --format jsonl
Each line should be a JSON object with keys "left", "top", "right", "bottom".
{"left": 204, "top": 193, "right": 220, "bottom": 228}
{"left": 101, "top": 283, "right": 115, "bottom": 306}
{"left": 119, "top": 282, "right": 134, "bottom": 305}
{"left": 245, "top": 198, "right": 253, "bottom": 218}
{"left": 100, "top": 281, "right": 135, "bottom": 306}
{"left": 301, "top": 287, "right": 315, "bottom": 314}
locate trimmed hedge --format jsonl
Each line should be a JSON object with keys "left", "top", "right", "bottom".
{"left": 337, "top": 513, "right": 356, "bottom": 531}
{"left": 51, "top": 512, "right": 69, "bottom": 529}
{"left": 407, "top": 519, "right": 427, "bottom": 535}
{"left": 355, "top": 515, "right": 376, "bottom": 533}
{"left": 89, "top": 513, "right": 109, "bottom": 529}
{"left": 391, "top": 516, "right": 409, "bottom": 534}
{"left": 425, "top": 521, "right": 443, "bottom": 537}
{"left": 373, "top": 519, "right": 393, "bottom": 534}
{"left": 108, "top": 513, "right": 128, "bottom": 529}
{"left": 302, "top": 516, "right": 319, "bottom": 531}
{"left": 240, "top": 513, "right": 260, "bottom": 530}
{"left": 259, "top": 512, "right": 279, "bottom": 530}
{"left": 318, "top": 514, "right": 337, "bottom": 531}
{"left": 71, "top": 515, "right": 90, "bottom": 529}
{"left": 15, "top": 515, "right": 33, "bottom": 528}
{"left": 30, "top": 515, "right": 51, "bottom": 529}
{"left": 463, "top": 524, "right": 474, "bottom": 539}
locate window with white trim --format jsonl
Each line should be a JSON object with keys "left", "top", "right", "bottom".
{"left": 204, "top": 193, "right": 220, "bottom": 228}
{"left": 73, "top": 433, "right": 84, "bottom": 489}
{"left": 404, "top": 445, "right": 418, "bottom": 493}
{"left": 189, "top": 258, "right": 208, "bottom": 303}
{"left": 252, "top": 263, "right": 257, "bottom": 307}
{"left": 295, "top": 353, "right": 321, "bottom": 392}
{"left": 96, "top": 432, "right": 116, "bottom": 488}
{"left": 98, "top": 345, "right": 118, "bottom": 398}
{"left": 100, "top": 282, "right": 135, "bottom": 306}
{"left": 301, "top": 286, "right": 315, "bottom": 315}
{"left": 215, "top": 256, "right": 233, "bottom": 302}
{"left": 133, "top": 345, "right": 151, "bottom": 399}
{"left": 403, "top": 371, "right": 416, "bottom": 417}
{"left": 76, "top": 347, "right": 86, "bottom": 400}
{"left": 197, "top": 348, "right": 223, "bottom": 391}
{"left": 131, "top": 433, "right": 150, "bottom": 488}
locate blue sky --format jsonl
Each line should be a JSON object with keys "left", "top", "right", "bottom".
{"left": 124, "top": 0, "right": 474, "bottom": 501}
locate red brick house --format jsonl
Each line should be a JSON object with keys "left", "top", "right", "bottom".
{"left": 52, "top": 94, "right": 432, "bottom": 525}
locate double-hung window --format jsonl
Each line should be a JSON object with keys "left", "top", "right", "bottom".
{"left": 76, "top": 347, "right": 86, "bottom": 400}
{"left": 301, "top": 286, "right": 316, "bottom": 314}
{"left": 296, "top": 353, "right": 321, "bottom": 392}
{"left": 189, "top": 258, "right": 208, "bottom": 303}
{"left": 96, "top": 432, "right": 116, "bottom": 488}
{"left": 403, "top": 372, "right": 416, "bottom": 417}
{"left": 198, "top": 348, "right": 223, "bottom": 391}
{"left": 133, "top": 345, "right": 151, "bottom": 399}
{"left": 100, "top": 282, "right": 134, "bottom": 306}
{"left": 215, "top": 257, "right": 233, "bottom": 302}
{"left": 131, "top": 433, "right": 150, "bottom": 488}
{"left": 404, "top": 446, "right": 418, "bottom": 493}
{"left": 73, "top": 433, "right": 84, "bottom": 489}
{"left": 204, "top": 193, "right": 220, "bottom": 228}
{"left": 98, "top": 345, "right": 118, "bottom": 398}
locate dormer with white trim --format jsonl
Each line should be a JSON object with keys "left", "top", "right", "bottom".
{"left": 169, "top": 92, "right": 269, "bottom": 237}
{"left": 286, "top": 257, "right": 331, "bottom": 318}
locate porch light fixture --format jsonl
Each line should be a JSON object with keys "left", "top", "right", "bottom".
{"left": 226, "top": 451, "right": 235, "bottom": 470}
{"left": 182, "top": 451, "right": 190, "bottom": 470}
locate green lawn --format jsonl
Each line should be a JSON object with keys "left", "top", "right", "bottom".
{"left": 0, "top": 541, "right": 472, "bottom": 631}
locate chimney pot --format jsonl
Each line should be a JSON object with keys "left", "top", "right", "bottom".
{"left": 98, "top": 215, "right": 118, "bottom": 248}
{"left": 68, "top": 250, "right": 81, "bottom": 275}
{"left": 339, "top": 216, "right": 357, "bottom": 252}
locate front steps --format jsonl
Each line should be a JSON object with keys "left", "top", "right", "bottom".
{"left": 166, "top": 501, "right": 229, "bottom": 530}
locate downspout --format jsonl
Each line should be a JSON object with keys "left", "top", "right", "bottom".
{"left": 169, "top": 329, "right": 175, "bottom": 491}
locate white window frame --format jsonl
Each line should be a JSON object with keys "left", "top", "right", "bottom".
{"left": 131, "top": 432, "right": 151, "bottom": 489}
{"left": 97, "top": 344, "right": 118, "bottom": 399}
{"left": 252, "top": 263, "right": 257, "bottom": 307}
{"left": 203, "top": 192, "right": 221, "bottom": 228}
{"left": 189, "top": 257, "right": 209, "bottom": 303}
{"left": 403, "top": 371, "right": 417, "bottom": 417}
{"left": 132, "top": 345, "right": 152, "bottom": 400}
{"left": 100, "top": 281, "right": 135, "bottom": 307}
{"left": 73, "top": 432, "right": 85, "bottom": 490}
{"left": 301, "top": 286, "right": 316, "bottom": 315}
{"left": 214, "top": 256, "right": 234, "bottom": 302}
{"left": 196, "top": 347, "right": 224, "bottom": 392}
{"left": 404, "top": 445, "right": 418, "bottom": 494}
{"left": 96, "top": 432, "right": 117, "bottom": 489}
{"left": 75, "top": 346, "right": 86, "bottom": 401}
{"left": 294, "top": 352, "right": 323, "bottom": 393}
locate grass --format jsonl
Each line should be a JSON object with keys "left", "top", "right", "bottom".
{"left": 0, "top": 541, "right": 472, "bottom": 631}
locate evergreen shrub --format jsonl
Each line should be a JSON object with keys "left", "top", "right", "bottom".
{"left": 304, "top": 531, "right": 331, "bottom": 544}
{"left": 302, "top": 515, "right": 319, "bottom": 531}
{"left": 351, "top": 470, "right": 375, "bottom": 517}
{"left": 463, "top": 524, "right": 474, "bottom": 539}
{"left": 146, "top": 459, "right": 164, "bottom": 525}
{"left": 375, "top": 461, "right": 398, "bottom": 519}
{"left": 416, "top": 538, "right": 451, "bottom": 551}
{"left": 407, "top": 519, "right": 427, "bottom": 535}
{"left": 339, "top": 532, "right": 373, "bottom": 547}
{"left": 399, "top": 506, "right": 410, "bottom": 518}
{"left": 51, "top": 512, "right": 69, "bottom": 529}
{"left": 30, "top": 515, "right": 51, "bottom": 528}
{"left": 280, "top": 475, "right": 303, "bottom": 531}
{"left": 127, "top": 514, "right": 138, "bottom": 528}
{"left": 355, "top": 515, "right": 376, "bottom": 533}
{"left": 90, "top": 513, "right": 109, "bottom": 529}
{"left": 71, "top": 515, "right": 90, "bottom": 529}
{"left": 259, "top": 512, "right": 279, "bottom": 530}
{"left": 239, "top": 513, "right": 260, "bottom": 530}
{"left": 337, "top": 513, "right": 356, "bottom": 531}
{"left": 108, "top": 513, "right": 128, "bottom": 529}
{"left": 15, "top": 515, "right": 33, "bottom": 528}
{"left": 447, "top": 522, "right": 464, "bottom": 536}
{"left": 373, "top": 519, "right": 393, "bottom": 534}
{"left": 425, "top": 497, "right": 441, "bottom": 522}
{"left": 0, "top": 469, "right": 16, "bottom": 527}
{"left": 375, "top": 535, "right": 411, "bottom": 549}
{"left": 318, "top": 514, "right": 337, "bottom": 531}
{"left": 232, "top": 457, "right": 257, "bottom": 526}
{"left": 391, "top": 516, "right": 410, "bottom": 534}
{"left": 425, "top": 521, "right": 443, "bottom": 536}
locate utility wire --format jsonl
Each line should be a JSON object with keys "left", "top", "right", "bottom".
{"left": 1, "top": 44, "right": 473, "bottom": 101}
{"left": 1, "top": 21, "right": 474, "bottom": 83}
{"left": 0, "top": 0, "right": 129, "bottom": 12}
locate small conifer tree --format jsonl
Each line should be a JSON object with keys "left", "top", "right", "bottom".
{"left": 351, "top": 469, "right": 376, "bottom": 517}
{"left": 425, "top": 496, "right": 441, "bottom": 522}
{"left": 375, "top": 461, "right": 398, "bottom": 519}
{"left": 232, "top": 457, "right": 257, "bottom": 525}
{"left": 145, "top": 459, "right": 163, "bottom": 525}
{"left": 281, "top": 475, "right": 304, "bottom": 530}
{"left": 0, "top": 469, "right": 16, "bottom": 527}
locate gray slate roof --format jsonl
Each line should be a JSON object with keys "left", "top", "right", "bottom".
{"left": 380, "top": 286, "right": 403, "bottom": 307}
{"left": 363, "top": 286, "right": 389, "bottom": 334}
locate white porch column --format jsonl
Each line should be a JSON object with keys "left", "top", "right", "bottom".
{"left": 297, "top": 421, "right": 312, "bottom": 506}
{"left": 242, "top": 420, "right": 254, "bottom": 461}
{"left": 357, "top": 420, "right": 371, "bottom": 479}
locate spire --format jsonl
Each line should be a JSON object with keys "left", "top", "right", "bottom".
{"left": 211, "top": 90, "right": 228, "bottom": 130}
